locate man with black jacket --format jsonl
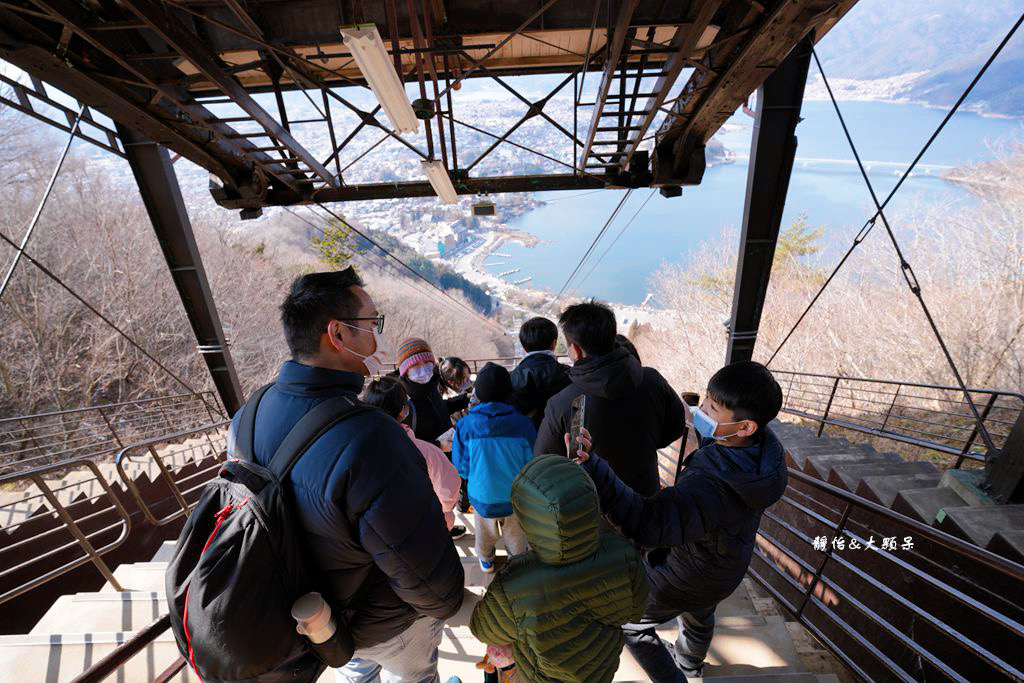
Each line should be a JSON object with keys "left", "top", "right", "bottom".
{"left": 534, "top": 301, "right": 686, "bottom": 497}
{"left": 229, "top": 268, "right": 464, "bottom": 682}
{"left": 509, "top": 317, "right": 571, "bottom": 430}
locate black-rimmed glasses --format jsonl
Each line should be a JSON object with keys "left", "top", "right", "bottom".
{"left": 339, "top": 313, "right": 385, "bottom": 334}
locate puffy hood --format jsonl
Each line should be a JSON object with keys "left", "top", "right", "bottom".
{"left": 691, "top": 427, "right": 788, "bottom": 510}
{"left": 511, "top": 454, "right": 599, "bottom": 566}
{"left": 568, "top": 347, "right": 643, "bottom": 400}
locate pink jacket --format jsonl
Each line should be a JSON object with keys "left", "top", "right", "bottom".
{"left": 401, "top": 424, "right": 461, "bottom": 529}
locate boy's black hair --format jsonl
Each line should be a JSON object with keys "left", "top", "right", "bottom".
{"left": 361, "top": 375, "right": 408, "bottom": 420}
{"left": 519, "top": 317, "right": 558, "bottom": 352}
{"left": 438, "top": 357, "right": 471, "bottom": 391}
{"left": 707, "top": 361, "right": 783, "bottom": 433}
{"left": 614, "top": 334, "right": 640, "bottom": 363}
{"left": 558, "top": 300, "right": 616, "bottom": 356}
{"left": 279, "top": 267, "right": 365, "bottom": 359}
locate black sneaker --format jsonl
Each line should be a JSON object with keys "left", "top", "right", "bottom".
{"left": 450, "top": 525, "right": 467, "bottom": 540}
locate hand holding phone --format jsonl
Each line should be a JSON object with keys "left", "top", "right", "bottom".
{"left": 569, "top": 395, "right": 588, "bottom": 463}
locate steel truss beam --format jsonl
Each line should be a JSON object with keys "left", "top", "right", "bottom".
{"left": 725, "top": 35, "right": 812, "bottom": 364}
{"left": 236, "top": 174, "right": 604, "bottom": 206}
{"left": 118, "top": 125, "right": 244, "bottom": 415}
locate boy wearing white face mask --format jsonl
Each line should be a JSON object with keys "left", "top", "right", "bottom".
{"left": 571, "top": 361, "right": 787, "bottom": 682}
{"left": 396, "top": 338, "right": 470, "bottom": 447}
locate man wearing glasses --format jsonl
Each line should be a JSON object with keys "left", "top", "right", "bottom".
{"left": 228, "top": 267, "right": 464, "bottom": 683}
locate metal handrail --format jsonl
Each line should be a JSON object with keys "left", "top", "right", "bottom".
{"left": 749, "top": 467, "right": 1024, "bottom": 682}
{"left": 382, "top": 354, "right": 572, "bottom": 374}
{"left": 0, "top": 391, "right": 224, "bottom": 475}
{"left": 115, "top": 421, "right": 230, "bottom": 526}
{"left": 0, "top": 458, "right": 132, "bottom": 605}
{"left": 773, "top": 370, "right": 1024, "bottom": 467}
{"left": 0, "top": 391, "right": 223, "bottom": 425}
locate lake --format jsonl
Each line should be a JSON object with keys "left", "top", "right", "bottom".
{"left": 486, "top": 100, "right": 1022, "bottom": 304}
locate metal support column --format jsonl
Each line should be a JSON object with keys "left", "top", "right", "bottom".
{"left": 725, "top": 34, "right": 813, "bottom": 364}
{"left": 117, "top": 124, "right": 244, "bottom": 415}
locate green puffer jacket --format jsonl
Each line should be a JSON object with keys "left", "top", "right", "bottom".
{"left": 470, "top": 454, "right": 649, "bottom": 683}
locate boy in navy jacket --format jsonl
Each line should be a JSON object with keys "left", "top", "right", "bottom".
{"left": 453, "top": 362, "right": 537, "bottom": 574}
{"left": 573, "top": 361, "right": 788, "bottom": 682}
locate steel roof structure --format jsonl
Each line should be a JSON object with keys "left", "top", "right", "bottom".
{"left": 1, "top": 0, "right": 856, "bottom": 212}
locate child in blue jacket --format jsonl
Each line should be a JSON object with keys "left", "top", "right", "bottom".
{"left": 453, "top": 362, "right": 537, "bottom": 573}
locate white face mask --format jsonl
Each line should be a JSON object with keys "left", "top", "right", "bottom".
{"left": 408, "top": 365, "right": 434, "bottom": 384}
{"left": 338, "top": 323, "right": 392, "bottom": 377}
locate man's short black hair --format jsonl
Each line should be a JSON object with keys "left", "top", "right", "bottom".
{"left": 519, "top": 317, "right": 558, "bottom": 352}
{"left": 362, "top": 376, "right": 408, "bottom": 420}
{"left": 279, "top": 267, "right": 365, "bottom": 359}
{"left": 558, "top": 300, "right": 616, "bottom": 356}
{"left": 707, "top": 361, "right": 783, "bottom": 433}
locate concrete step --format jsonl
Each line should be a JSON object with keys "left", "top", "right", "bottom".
{"left": 103, "top": 562, "right": 167, "bottom": 592}
{"left": 827, "top": 461, "right": 938, "bottom": 493}
{"left": 854, "top": 473, "right": 942, "bottom": 507}
{"left": 986, "top": 530, "right": 1024, "bottom": 564}
{"left": 151, "top": 540, "right": 178, "bottom": 563}
{"left": 32, "top": 592, "right": 166, "bottom": 635}
{"left": 891, "top": 487, "right": 969, "bottom": 525}
{"left": 803, "top": 453, "right": 901, "bottom": 480}
{"left": 783, "top": 445, "right": 876, "bottom": 470}
{"left": 0, "top": 630, "right": 189, "bottom": 683}
{"left": 935, "top": 504, "right": 1024, "bottom": 548}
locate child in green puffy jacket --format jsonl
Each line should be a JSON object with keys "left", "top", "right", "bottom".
{"left": 469, "top": 454, "right": 649, "bottom": 683}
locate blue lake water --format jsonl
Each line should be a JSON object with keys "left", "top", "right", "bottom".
{"left": 487, "top": 101, "right": 1022, "bottom": 304}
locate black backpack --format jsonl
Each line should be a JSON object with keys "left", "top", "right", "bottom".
{"left": 165, "top": 385, "right": 371, "bottom": 682}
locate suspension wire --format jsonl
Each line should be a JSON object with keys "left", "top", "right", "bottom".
{"left": 542, "top": 189, "right": 606, "bottom": 203}
{"left": 766, "top": 10, "right": 1024, "bottom": 372}
{"left": 575, "top": 189, "right": 657, "bottom": 291}
{"left": 0, "top": 104, "right": 86, "bottom": 302}
{"left": 546, "top": 189, "right": 634, "bottom": 312}
{"left": 307, "top": 203, "right": 506, "bottom": 334}
{"left": 285, "top": 204, "right": 505, "bottom": 334}
{"left": 816, "top": 49, "right": 1008, "bottom": 451}
{"left": 0, "top": 230, "right": 204, "bottom": 398}
{"left": 282, "top": 206, "right": 496, "bottom": 325}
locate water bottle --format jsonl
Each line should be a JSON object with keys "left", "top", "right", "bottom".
{"left": 291, "top": 592, "right": 355, "bottom": 667}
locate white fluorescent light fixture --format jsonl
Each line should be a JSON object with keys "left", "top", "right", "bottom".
{"left": 339, "top": 25, "right": 419, "bottom": 134}
{"left": 422, "top": 161, "right": 458, "bottom": 204}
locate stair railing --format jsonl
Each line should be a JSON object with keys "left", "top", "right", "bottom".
{"left": 0, "top": 391, "right": 225, "bottom": 476}
{"left": 115, "top": 421, "right": 229, "bottom": 526}
{"left": 772, "top": 370, "right": 1024, "bottom": 468}
{"left": 748, "top": 466, "right": 1024, "bottom": 681}
{"left": 0, "top": 458, "right": 132, "bottom": 604}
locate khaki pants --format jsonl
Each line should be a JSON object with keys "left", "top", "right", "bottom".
{"left": 474, "top": 512, "right": 528, "bottom": 562}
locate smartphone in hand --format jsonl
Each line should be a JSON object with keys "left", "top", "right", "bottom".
{"left": 570, "top": 394, "right": 587, "bottom": 463}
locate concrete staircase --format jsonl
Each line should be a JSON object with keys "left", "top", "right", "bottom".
{"left": 0, "top": 509, "right": 852, "bottom": 683}
{"left": 771, "top": 419, "right": 1024, "bottom": 563}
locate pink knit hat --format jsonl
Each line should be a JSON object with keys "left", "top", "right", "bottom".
{"left": 396, "top": 337, "right": 435, "bottom": 377}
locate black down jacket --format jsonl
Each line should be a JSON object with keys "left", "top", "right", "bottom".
{"left": 509, "top": 352, "right": 571, "bottom": 430}
{"left": 228, "top": 361, "right": 464, "bottom": 649}
{"left": 534, "top": 347, "right": 686, "bottom": 496}
{"left": 400, "top": 370, "right": 469, "bottom": 445}
{"left": 582, "top": 427, "right": 788, "bottom": 611}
